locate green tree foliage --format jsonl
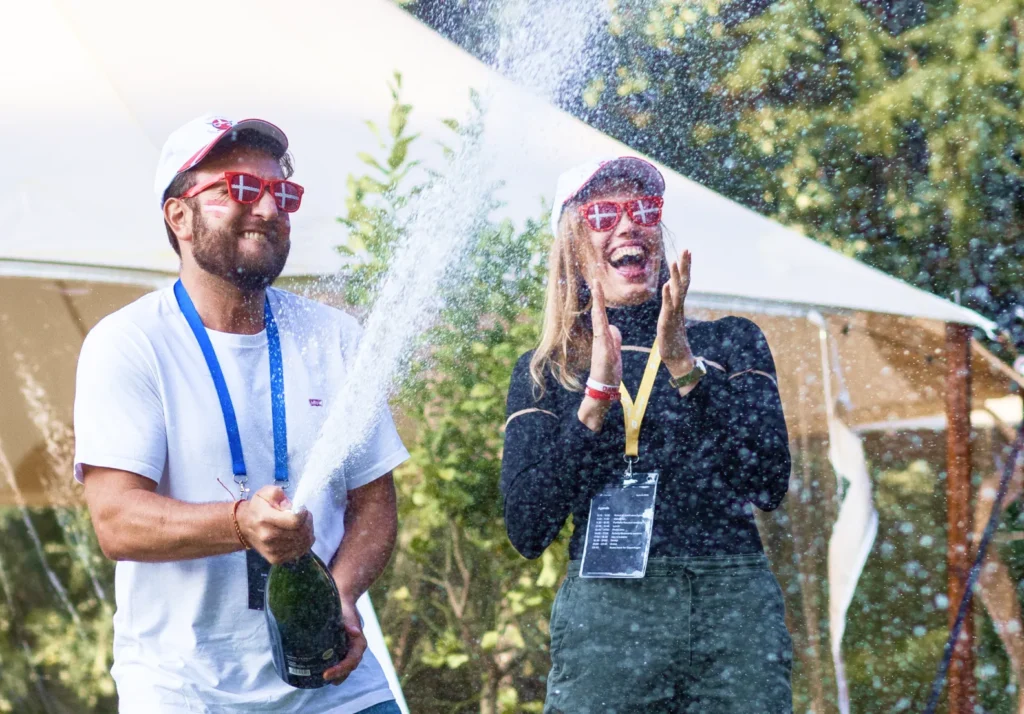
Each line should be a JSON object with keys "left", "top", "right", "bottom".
{"left": 586, "top": 0, "right": 1024, "bottom": 340}
{"left": 0, "top": 505, "right": 116, "bottom": 713}
{"left": 336, "top": 75, "right": 423, "bottom": 309}
{"left": 844, "top": 431, "right": 1024, "bottom": 712}
{"left": 337, "top": 74, "right": 564, "bottom": 714}
{"left": 406, "top": 0, "right": 1024, "bottom": 342}
{"left": 0, "top": 413, "right": 116, "bottom": 713}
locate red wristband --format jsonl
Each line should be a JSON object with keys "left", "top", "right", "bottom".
{"left": 585, "top": 385, "right": 621, "bottom": 401}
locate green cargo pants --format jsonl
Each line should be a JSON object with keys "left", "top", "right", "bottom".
{"left": 544, "top": 554, "right": 793, "bottom": 714}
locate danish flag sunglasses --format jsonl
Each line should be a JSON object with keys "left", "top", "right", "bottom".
{"left": 578, "top": 196, "right": 664, "bottom": 232}
{"left": 182, "top": 172, "right": 305, "bottom": 213}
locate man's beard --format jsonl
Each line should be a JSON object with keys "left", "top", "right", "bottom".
{"left": 191, "top": 210, "right": 290, "bottom": 291}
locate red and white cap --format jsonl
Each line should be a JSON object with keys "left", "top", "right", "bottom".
{"left": 154, "top": 113, "right": 289, "bottom": 206}
{"left": 550, "top": 156, "right": 665, "bottom": 235}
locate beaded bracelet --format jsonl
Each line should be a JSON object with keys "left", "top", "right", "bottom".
{"left": 231, "top": 499, "right": 251, "bottom": 550}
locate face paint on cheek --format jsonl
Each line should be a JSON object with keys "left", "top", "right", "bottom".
{"left": 201, "top": 200, "right": 231, "bottom": 216}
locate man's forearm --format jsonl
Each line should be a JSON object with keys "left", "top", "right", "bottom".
{"left": 329, "top": 474, "right": 398, "bottom": 603}
{"left": 91, "top": 485, "right": 241, "bottom": 562}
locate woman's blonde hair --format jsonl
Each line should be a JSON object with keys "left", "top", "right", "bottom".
{"left": 529, "top": 197, "right": 667, "bottom": 396}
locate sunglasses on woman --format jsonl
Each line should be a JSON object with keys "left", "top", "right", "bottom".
{"left": 182, "top": 172, "right": 305, "bottom": 213}
{"left": 578, "top": 196, "right": 664, "bottom": 232}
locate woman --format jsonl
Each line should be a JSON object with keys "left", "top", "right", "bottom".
{"left": 500, "top": 157, "right": 793, "bottom": 713}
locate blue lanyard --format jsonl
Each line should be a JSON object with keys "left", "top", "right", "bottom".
{"left": 173, "top": 280, "right": 289, "bottom": 496}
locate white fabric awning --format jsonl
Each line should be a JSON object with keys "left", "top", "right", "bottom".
{"left": 0, "top": 0, "right": 994, "bottom": 333}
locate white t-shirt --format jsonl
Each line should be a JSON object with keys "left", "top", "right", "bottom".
{"left": 73, "top": 286, "right": 409, "bottom": 713}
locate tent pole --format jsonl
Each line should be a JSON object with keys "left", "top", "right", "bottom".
{"left": 945, "top": 323, "right": 975, "bottom": 713}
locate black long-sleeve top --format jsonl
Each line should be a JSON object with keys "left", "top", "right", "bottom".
{"left": 500, "top": 297, "right": 791, "bottom": 560}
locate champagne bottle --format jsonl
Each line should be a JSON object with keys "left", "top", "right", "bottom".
{"left": 264, "top": 550, "right": 349, "bottom": 689}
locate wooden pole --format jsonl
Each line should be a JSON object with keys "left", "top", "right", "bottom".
{"left": 945, "top": 323, "right": 976, "bottom": 713}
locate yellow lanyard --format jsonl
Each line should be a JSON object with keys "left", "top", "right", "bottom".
{"left": 619, "top": 342, "right": 662, "bottom": 458}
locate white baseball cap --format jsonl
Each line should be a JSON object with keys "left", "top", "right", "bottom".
{"left": 154, "top": 113, "right": 289, "bottom": 206}
{"left": 550, "top": 156, "right": 665, "bottom": 235}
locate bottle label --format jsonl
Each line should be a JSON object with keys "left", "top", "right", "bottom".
{"left": 285, "top": 642, "right": 339, "bottom": 679}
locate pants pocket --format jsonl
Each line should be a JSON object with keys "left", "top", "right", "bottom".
{"left": 545, "top": 578, "right": 688, "bottom": 713}
{"left": 689, "top": 569, "right": 793, "bottom": 713}
{"left": 548, "top": 576, "right": 577, "bottom": 657}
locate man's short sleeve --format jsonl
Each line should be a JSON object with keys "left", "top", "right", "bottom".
{"left": 342, "top": 409, "right": 409, "bottom": 491}
{"left": 73, "top": 319, "right": 167, "bottom": 484}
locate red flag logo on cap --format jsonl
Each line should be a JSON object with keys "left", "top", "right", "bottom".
{"left": 211, "top": 118, "right": 233, "bottom": 130}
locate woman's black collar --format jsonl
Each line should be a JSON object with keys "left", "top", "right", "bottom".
{"left": 606, "top": 292, "right": 662, "bottom": 345}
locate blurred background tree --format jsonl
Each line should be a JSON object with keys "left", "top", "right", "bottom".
{"left": 0, "top": 462, "right": 116, "bottom": 712}
{"left": 336, "top": 74, "right": 565, "bottom": 714}
{"left": 406, "top": 0, "right": 1024, "bottom": 348}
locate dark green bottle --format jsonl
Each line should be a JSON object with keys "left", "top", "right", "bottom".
{"left": 264, "top": 550, "right": 349, "bottom": 689}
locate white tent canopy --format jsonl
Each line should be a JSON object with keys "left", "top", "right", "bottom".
{"left": 0, "top": 0, "right": 994, "bottom": 333}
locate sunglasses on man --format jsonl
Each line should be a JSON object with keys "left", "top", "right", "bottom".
{"left": 182, "top": 172, "right": 305, "bottom": 213}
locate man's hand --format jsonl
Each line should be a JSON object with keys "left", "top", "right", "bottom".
{"left": 323, "top": 474, "right": 396, "bottom": 685}
{"left": 323, "top": 597, "right": 367, "bottom": 685}
{"left": 657, "top": 249, "right": 695, "bottom": 377}
{"left": 236, "top": 486, "right": 314, "bottom": 565}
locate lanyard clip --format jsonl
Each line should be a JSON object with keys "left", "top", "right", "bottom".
{"left": 623, "top": 456, "right": 637, "bottom": 484}
{"left": 235, "top": 475, "right": 251, "bottom": 501}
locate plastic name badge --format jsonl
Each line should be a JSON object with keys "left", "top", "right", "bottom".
{"left": 580, "top": 472, "right": 659, "bottom": 578}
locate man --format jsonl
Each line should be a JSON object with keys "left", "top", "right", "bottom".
{"left": 73, "top": 114, "right": 409, "bottom": 713}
